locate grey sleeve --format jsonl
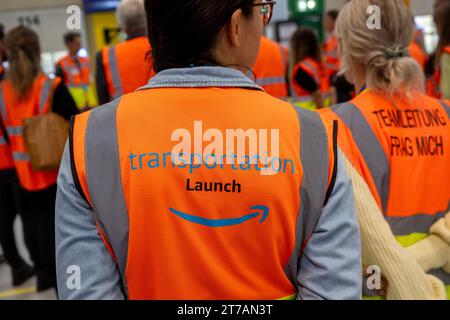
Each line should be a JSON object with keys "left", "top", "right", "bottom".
{"left": 55, "top": 143, "right": 125, "bottom": 300}
{"left": 297, "top": 149, "right": 362, "bottom": 300}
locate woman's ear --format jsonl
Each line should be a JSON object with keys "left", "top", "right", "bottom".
{"left": 227, "top": 9, "right": 243, "bottom": 48}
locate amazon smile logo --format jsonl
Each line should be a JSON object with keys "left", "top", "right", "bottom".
{"left": 169, "top": 206, "right": 269, "bottom": 227}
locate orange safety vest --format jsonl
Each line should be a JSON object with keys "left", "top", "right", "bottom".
{"left": 291, "top": 58, "right": 331, "bottom": 97}
{"left": 409, "top": 41, "right": 426, "bottom": 69}
{"left": 0, "top": 122, "right": 14, "bottom": 171}
{"left": 0, "top": 74, "right": 60, "bottom": 191}
{"left": 102, "top": 37, "right": 155, "bottom": 100}
{"left": 253, "top": 36, "right": 288, "bottom": 98}
{"left": 0, "top": 65, "right": 14, "bottom": 171}
{"left": 70, "top": 85, "right": 338, "bottom": 300}
{"left": 321, "top": 91, "right": 450, "bottom": 243}
{"left": 290, "top": 58, "right": 332, "bottom": 110}
{"left": 57, "top": 55, "right": 91, "bottom": 88}
{"left": 323, "top": 33, "right": 340, "bottom": 75}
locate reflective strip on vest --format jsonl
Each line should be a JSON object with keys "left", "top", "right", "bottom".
{"left": 0, "top": 136, "right": 6, "bottom": 145}
{"left": 386, "top": 201, "right": 450, "bottom": 236}
{"left": 256, "top": 76, "right": 286, "bottom": 86}
{"left": 84, "top": 99, "right": 129, "bottom": 297}
{"left": 284, "top": 106, "right": 331, "bottom": 288}
{"left": 40, "top": 78, "right": 53, "bottom": 114}
{"left": 332, "top": 102, "right": 391, "bottom": 212}
{"left": 6, "top": 126, "right": 23, "bottom": 137}
{"left": 13, "top": 152, "right": 30, "bottom": 161}
{"left": 441, "top": 100, "right": 450, "bottom": 118}
{"left": 107, "top": 47, "right": 124, "bottom": 99}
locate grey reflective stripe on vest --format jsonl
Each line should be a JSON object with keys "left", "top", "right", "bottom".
{"left": 441, "top": 100, "right": 450, "bottom": 119}
{"left": 13, "top": 152, "right": 30, "bottom": 161}
{"left": 0, "top": 136, "right": 6, "bottom": 145}
{"left": 256, "top": 76, "right": 286, "bottom": 86}
{"left": 84, "top": 99, "right": 129, "bottom": 297}
{"left": 40, "top": 78, "right": 53, "bottom": 114}
{"left": 6, "top": 126, "right": 23, "bottom": 137}
{"left": 107, "top": 47, "right": 123, "bottom": 99}
{"left": 0, "top": 90, "right": 8, "bottom": 122}
{"left": 386, "top": 200, "right": 450, "bottom": 236}
{"left": 285, "top": 106, "right": 331, "bottom": 288}
{"left": 332, "top": 102, "right": 391, "bottom": 212}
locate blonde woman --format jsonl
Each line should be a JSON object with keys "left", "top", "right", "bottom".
{"left": 321, "top": 0, "right": 450, "bottom": 299}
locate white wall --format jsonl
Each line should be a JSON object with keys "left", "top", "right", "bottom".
{"left": 0, "top": 0, "right": 81, "bottom": 12}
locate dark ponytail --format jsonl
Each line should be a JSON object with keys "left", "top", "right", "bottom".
{"left": 144, "top": 0, "right": 254, "bottom": 72}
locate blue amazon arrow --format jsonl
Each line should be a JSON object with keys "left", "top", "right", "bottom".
{"left": 169, "top": 206, "right": 269, "bottom": 227}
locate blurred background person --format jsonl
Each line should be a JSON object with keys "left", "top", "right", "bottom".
{"left": 55, "top": 32, "right": 97, "bottom": 112}
{"left": 96, "top": 0, "right": 155, "bottom": 104}
{"left": 0, "top": 26, "right": 78, "bottom": 292}
{"left": 289, "top": 28, "right": 335, "bottom": 110}
{"left": 322, "top": 0, "right": 450, "bottom": 299}
{"left": 0, "top": 23, "right": 35, "bottom": 287}
{"left": 434, "top": 0, "right": 450, "bottom": 99}
{"left": 253, "top": 34, "right": 289, "bottom": 98}
{"left": 323, "top": 9, "right": 355, "bottom": 104}
{"left": 323, "top": 9, "right": 340, "bottom": 80}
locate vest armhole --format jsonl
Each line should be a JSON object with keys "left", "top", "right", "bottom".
{"left": 323, "top": 120, "right": 339, "bottom": 207}
{"left": 69, "top": 116, "right": 91, "bottom": 208}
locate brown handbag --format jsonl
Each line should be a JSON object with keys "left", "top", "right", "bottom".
{"left": 23, "top": 79, "right": 69, "bottom": 171}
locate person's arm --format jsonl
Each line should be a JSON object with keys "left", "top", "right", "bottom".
{"left": 52, "top": 82, "right": 80, "bottom": 120}
{"left": 295, "top": 68, "right": 325, "bottom": 108}
{"left": 56, "top": 143, "right": 125, "bottom": 300}
{"left": 440, "top": 53, "right": 450, "bottom": 100}
{"left": 297, "top": 149, "right": 362, "bottom": 300}
{"left": 341, "top": 149, "right": 447, "bottom": 300}
{"left": 95, "top": 51, "right": 110, "bottom": 105}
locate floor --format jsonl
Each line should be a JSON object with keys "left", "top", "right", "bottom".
{"left": 0, "top": 218, "right": 57, "bottom": 300}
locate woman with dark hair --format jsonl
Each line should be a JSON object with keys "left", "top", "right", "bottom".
{"left": 56, "top": 0, "right": 361, "bottom": 300}
{"left": 289, "top": 28, "right": 335, "bottom": 110}
{"left": 0, "top": 26, "right": 78, "bottom": 292}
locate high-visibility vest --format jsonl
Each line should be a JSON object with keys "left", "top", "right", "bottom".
{"left": 0, "top": 123, "right": 14, "bottom": 171}
{"left": 253, "top": 36, "right": 288, "bottom": 98}
{"left": 0, "top": 65, "right": 14, "bottom": 171}
{"left": 101, "top": 37, "right": 155, "bottom": 101}
{"left": 70, "top": 86, "right": 338, "bottom": 300}
{"left": 321, "top": 91, "right": 450, "bottom": 293}
{"left": 57, "top": 55, "right": 97, "bottom": 109}
{"left": 290, "top": 58, "right": 332, "bottom": 110}
{"left": 409, "top": 41, "right": 426, "bottom": 69}
{"left": 0, "top": 74, "right": 60, "bottom": 191}
{"left": 323, "top": 33, "right": 340, "bottom": 75}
